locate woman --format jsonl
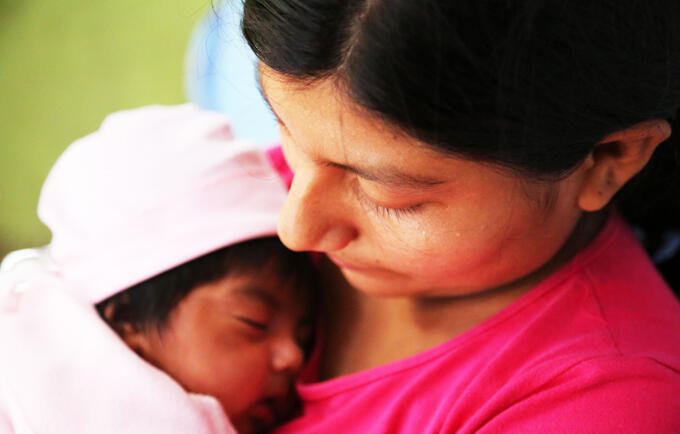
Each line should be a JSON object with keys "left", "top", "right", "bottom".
{"left": 241, "top": 0, "right": 680, "bottom": 432}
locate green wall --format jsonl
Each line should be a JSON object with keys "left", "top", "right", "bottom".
{"left": 0, "top": 0, "right": 209, "bottom": 258}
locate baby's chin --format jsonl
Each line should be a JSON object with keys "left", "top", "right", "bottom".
{"left": 232, "top": 400, "right": 279, "bottom": 434}
{"left": 231, "top": 416, "right": 257, "bottom": 434}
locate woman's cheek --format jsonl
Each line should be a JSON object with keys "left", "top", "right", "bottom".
{"left": 374, "top": 221, "right": 451, "bottom": 270}
{"left": 381, "top": 205, "right": 471, "bottom": 251}
{"left": 386, "top": 216, "right": 502, "bottom": 276}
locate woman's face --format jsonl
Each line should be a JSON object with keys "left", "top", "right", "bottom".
{"left": 260, "top": 67, "right": 587, "bottom": 297}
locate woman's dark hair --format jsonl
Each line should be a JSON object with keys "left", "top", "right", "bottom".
{"left": 242, "top": 0, "right": 680, "bottom": 288}
{"left": 96, "top": 237, "right": 319, "bottom": 334}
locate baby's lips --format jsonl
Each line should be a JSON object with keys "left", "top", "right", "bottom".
{"left": 248, "top": 400, "right": 277, "bottom": 428}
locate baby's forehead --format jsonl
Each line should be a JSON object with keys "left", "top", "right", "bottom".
{"left": 257, "top": 254, "right": 318, "bottom": 303}
{"left": 224, "top": 269, "right": 315, "bottom": 316}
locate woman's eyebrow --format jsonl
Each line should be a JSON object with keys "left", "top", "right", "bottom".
{"left": 257, "top": 69, "right": 443, "bottom": 189}
{"left": 325, "top": 161, "right": 444, "bottom": 189}
{"left": 233, "top": 285, "right": 281, "bottom": 310}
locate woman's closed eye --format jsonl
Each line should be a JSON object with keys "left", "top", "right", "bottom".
{"left": 354, "top": 181, "right": 424, "bottom": 219}
{"left": 369, "top": 202, "right": 423, "bottom": 218}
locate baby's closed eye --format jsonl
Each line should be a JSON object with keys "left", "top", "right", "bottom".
{"left": 235, "top": 315, "right": 269, "bottom": 331}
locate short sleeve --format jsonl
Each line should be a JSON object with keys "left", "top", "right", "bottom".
{"left": 474, "top": 356, "right": 680, "bottom": 434}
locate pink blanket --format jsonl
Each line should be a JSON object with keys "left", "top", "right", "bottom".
{"left": 0, "top": 259, "right": 236, "bottom": 434}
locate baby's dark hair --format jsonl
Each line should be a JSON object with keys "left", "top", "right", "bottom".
{"left": 242, "top": 0, "right": 680, "bottom": 288}
{"left": 95, "top": 236, "right": 318, "bottom": 335}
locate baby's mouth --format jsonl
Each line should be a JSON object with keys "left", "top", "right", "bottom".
{"left": 248, "top": 400, "right": 278, "bottom": 432}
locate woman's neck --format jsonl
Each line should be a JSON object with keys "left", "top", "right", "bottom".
{"left": 318, "top": 210, "right": 608, "bottom": 380}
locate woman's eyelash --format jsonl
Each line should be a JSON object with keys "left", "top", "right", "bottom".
{"left": 371, "top": 202, "right": 422, "bottom": 218}
{"left": 354, "top": 185, "right": 423, "bottom": 218}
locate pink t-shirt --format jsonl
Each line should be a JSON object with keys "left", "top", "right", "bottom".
{"left": 266, "top": 147, "right": 680, "bottom": 433}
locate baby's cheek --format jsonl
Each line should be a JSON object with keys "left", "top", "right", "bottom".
{"left": 213, "top": 349, "right": 272, "bottom": 411}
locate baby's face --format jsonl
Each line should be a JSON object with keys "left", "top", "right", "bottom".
{"left": 137, "top": 270, "right": 313, "bottom": 433}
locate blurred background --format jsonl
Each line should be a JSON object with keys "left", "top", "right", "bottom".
{"left": 0, "top": 0, "right": 278, "bottom": 260}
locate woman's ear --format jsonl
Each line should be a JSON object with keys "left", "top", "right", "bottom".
{"left": 577, "top": 119, "right": 671, "bottom": 211}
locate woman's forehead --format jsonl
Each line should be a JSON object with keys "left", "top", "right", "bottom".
{"left": 260, "top": 68, "right": 465, "bottom": 180}
{"left": 259, "top": 66, "right": 547, "bottom": 198}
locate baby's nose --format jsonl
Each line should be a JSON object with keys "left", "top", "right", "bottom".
{"left": 272, "top": 338, "right": 305, "bottom": 374}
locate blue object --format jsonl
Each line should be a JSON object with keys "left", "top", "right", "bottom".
{"left": 185, "top": 1, "right": 280, "bottom": 146}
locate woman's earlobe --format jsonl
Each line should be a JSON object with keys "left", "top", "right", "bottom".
{"left": 576, "top": 119, "right": 671, "bottom": 211}
{"left": 576, "top": 144, "right": 624, "bottom": 211}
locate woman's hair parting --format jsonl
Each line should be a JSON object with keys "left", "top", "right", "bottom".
{"left": 242, "top": 0, "right": 680, "bottom": 288}
{"left": 96, "top": 237, "right": 319, "bottom": 334}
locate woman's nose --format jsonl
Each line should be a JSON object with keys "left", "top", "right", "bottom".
{"left": 277, "top": 166, "right": 357, "bottom": 252}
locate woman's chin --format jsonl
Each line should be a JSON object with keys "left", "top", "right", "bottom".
{"left": 323, "top": 254, "right": 444, "bottom": 297}
{"left": 338, "top": 266, "right": 418, "bottom": 297}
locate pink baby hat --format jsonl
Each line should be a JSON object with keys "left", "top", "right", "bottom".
{"left": 38, "top": 103, "right": 288, "bottom": 304}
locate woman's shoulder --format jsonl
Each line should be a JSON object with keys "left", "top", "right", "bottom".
{"left": 505, "top": 211, "right": 680, "bottom": 379}
{"left": 567, "top": 212, "right": 680, "bottom": 361}
{"left": 468, "top": 354, "right": 680, "bottom": 434}
{"left": 469, "top": 212, "right": 680, "bottom": 432}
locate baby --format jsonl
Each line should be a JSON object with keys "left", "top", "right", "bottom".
{"left": 0, "top": 104, "right": 316, "bottom": 434}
